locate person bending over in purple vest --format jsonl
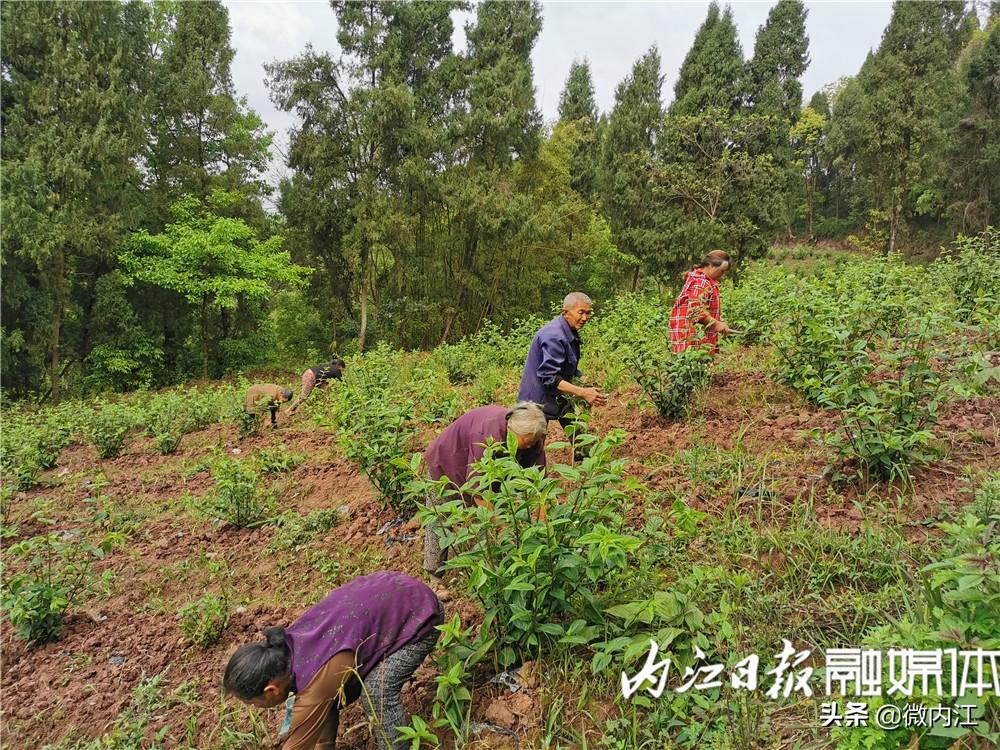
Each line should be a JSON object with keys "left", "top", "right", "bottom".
{"left": 517, "top": 292, "right": 607, "bottom": 430}
{"left": 223, "top": 571, "right": 444, "bottom": 750}
{"left": 422, "top": 402, "right": 548, "bottom": 580}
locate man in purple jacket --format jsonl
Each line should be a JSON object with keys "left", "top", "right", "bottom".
{"left": 422, "top": 402, "right": 548, "bottom": 578}
{"left": 517, "top": 292, "right": 607, "bottom": 426}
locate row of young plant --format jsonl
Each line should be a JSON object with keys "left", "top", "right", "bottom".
{"left": 1, "top": 385, "right": 250, "bottom": 498}
{"left": 725, "top": 230, "right": 999, "bottom": 482}
{"left": 3, "top": 445, "right": 327, "bottom": 650}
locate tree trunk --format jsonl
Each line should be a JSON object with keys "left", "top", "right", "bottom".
{"left": 440, "top": 282, "right": 466, "bottom": 346}
{"left": 807, "top": 182, "right": 814, "bottom": 239}
{"left": 888, "top": 200, "right": 898, "bottom": 256}
{"left": 201, "top": 294, "right": 210, "bottom": 379}
{"left": 358, "top": 276, "right": 368, "bottom": 352}
{"left": 50, "top": 248, "right": 66, "bottom": 403}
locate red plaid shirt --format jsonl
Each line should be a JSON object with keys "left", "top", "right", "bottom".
{"left": 670, "top": 268, "right": 721, "bottom": 354}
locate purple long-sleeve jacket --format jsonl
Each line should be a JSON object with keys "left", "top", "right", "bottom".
{"left": 516, "top": 315, "right": 582, "bottom": 419}
{"left": 424, "top": 405, "right": 546, "bottom": 501}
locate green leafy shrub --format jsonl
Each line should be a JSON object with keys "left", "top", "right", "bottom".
{"left": 144, "top": 392, "right": 187, "bottom": 454}
{"left": 968, "top": 470, "right": 1000, "bottom": 523}
{"left": 327, "top": 350, "right": 417, "bottom": 511}
{"left": 431, "top": 316, "right": 541, "bottom": 384}
{"left": 343, "top": 400, "right": 415, "bottom": 510}
{"left": 426, "top": 615, "right": 494, "bottom": 744}
{"left": 142, "top": 387, "right": 236, "bottom": 453}
{"left": 434, "top": 343, "right": 480, "bottom": 385}
{"left": 819, "top": 324, "right": 947, "bottom": 482}
{"left": 87, "top": 403, "right": 135, "bottom": 459}
{"left": 200, "top": 458, "right": 275, "bottom": 528}
{"left": 1, "top": 421, "right": 47, "bottom": 491}
{"left": 178, "top": 593, "right": 229, "bottom": 647}
{"left": 254, "top": 445, "right": 305, "bottom": 474}
{"left": 586, "top": 293, "right": 667, "bottom": 390}
{"left": 0, "top": 412, "right": 77, "bottom": 490}
{"left": 2, "top": 532, "right": 123, "bottom": 644}
{"left": 834, "top": 513, "right": 1000, "bottom": 749}
{"left": 932, "top": 228, "right": 1000, "bottom": 317}
{"left": 233, "top": 400, "right": 260, "bottom": 439}
{"left": 413, "top": 429, "right": 641, "bottom": 667}
{"left": 629, "top": 346, "right": 712, "bottom": 419}
{"left": 269, "top": 509, "right": 341, "bottom": 551}
{"left": 722, "top": 264, "right": 801, "bottom": 344}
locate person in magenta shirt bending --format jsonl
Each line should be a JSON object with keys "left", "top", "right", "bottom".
{"left": 224, "top": 572, "right": 444, "bottom": 750}
{"left": 422, "top": 402, "right": 548, "bottom": 577}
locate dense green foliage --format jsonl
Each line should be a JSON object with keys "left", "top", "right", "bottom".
{"left": 630, "top": 347, "right": 713, "bottom": 420}
{"left": 835, "top": 509, "right": 1000, "bottom": 748}
{"left": 4, "top": 1, "right": 996, "bottom": 400}
{"left": 733, "top": 230, "right": 999, "bottom": 481}
{"left": 413, "top": 430, "right": 642, "bottom": 667}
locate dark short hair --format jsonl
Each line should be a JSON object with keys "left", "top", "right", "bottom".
{"left": 331, "top": 359, "right": 346, "bottom": 370}
{"left": 223, "top": 627, "right": 290, "bottom": 700}
{"left": 281, "top": 388, "right": 293, "bottom": 401}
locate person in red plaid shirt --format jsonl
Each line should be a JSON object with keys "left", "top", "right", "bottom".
{"left": 670, "top": 250, "right": 733, "bottom": 354}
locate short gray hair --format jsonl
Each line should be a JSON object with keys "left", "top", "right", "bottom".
{"left": 506, "top": 401, "right": 548, "bottom": 439}
{"left": 562, "top": 291, "right": 593, "bottom": 311}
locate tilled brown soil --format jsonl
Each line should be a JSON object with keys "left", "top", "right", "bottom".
{"left": 2, "top": 372, "right": 997, "bottom": 749}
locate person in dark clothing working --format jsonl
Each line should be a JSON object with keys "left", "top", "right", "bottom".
{"left": 422, "top": 402, "right": 548, "bottom": 578}
{"left": 517, "top": 292, "right": 606, "bottom": 426}
{"left": 244, "top": 384, "right": 293, "bottom": 429}
{"left": 287, "top": 359, "right": 346, "bottom": 415}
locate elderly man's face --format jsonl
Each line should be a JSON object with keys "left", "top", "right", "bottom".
{"left": 563, "top": 302, "right": 594, "bottom": 331}
{"left": 514, "top": 431, "right": 542, "bottom": 450}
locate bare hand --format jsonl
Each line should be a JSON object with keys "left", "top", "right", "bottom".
{"left": 712, "top": 320, "right": 733, "bottom": 334}
{"left": 580, "top": 387, "right": 607, "bottom": 407}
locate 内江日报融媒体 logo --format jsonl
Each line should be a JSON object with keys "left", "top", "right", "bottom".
{"left": 620, "top": 639, "right": 998, "bottom": 730}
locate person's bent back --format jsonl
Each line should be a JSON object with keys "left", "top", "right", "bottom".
{"left": 223, "top": 572, "right": 443, "bottom": 750}
{"left": 244, "top": 384, "right": 292, "bottom": 429}
{"left": 422, "top": 402, "right": 548, "bottom": 577}
{"left": 287, "top": 359, "right": 346, "bottom": 415}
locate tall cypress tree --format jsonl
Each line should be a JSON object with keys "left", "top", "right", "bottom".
{"left": 600, "top": 46, "right": 664, "bottom": 283}
{"left": 269, "top": 1, "right": 462, "bottom": 349}
{"left": 1, "top": 1, "right": 147, "bottom": 399}
{"left": 808, "top": 90, "right": 832, "bottom": 119}
{"left": 558, "top": 59, "right": 599, "bottom": 199}
{"left": 747, "top": 0, "right": 810, "bottom": 121}
{"left": 670, "top": 2, "right": 746, "bottom": 116}
{"left": 747, "top": 0, "right": 810, "bottom": 235}
{"left": 149, "top": 0, "right": 271, "bottom": 225}
{"left": 463, "top": 0, "right": 543, "bottom": 168}
{"left": 431, "top": 0, "right": 544, "bottom": 342}
{"left": 559, "top": 59, "right": 599, "bottom": 123}
{"left": 854, "top": 0, "right": 972, "bottom": 251}
{"left": 948, "top": 19, "right": 1000, "bottom": 232}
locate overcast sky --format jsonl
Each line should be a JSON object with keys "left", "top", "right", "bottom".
{"left": 224, "top": 0, "right": 894, "bottom": 187}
